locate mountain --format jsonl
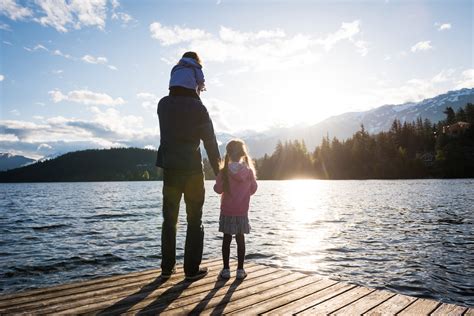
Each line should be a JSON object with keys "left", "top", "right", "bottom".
{"left": 0, "top": 148, "right": 162, "bottom": 182}
{"left": 236, "top": 88, "right": 474, "bottom": 157}
{"left": 0, "top": 153, "right": 36, "bottom": 171}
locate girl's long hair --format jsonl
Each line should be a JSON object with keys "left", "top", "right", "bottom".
{"left": 220, "top": 139, "right": 255, "bottom": 194}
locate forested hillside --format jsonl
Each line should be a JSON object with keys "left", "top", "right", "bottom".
{"left": 0, "top": 148, "right": 162, "bottom": 182}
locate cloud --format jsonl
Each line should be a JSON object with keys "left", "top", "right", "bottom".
{"left": 411, "top": 40, "right": 433, "bottom": 52}
{"left": 208, "top": 77, "right": 224, "bottom": 87}
{"left": 37, "top": 143, "right": 52, "bottom": 150}
{"left": 456, "top": 68, "right": 474, "bottom": 89}
{"left": 150, "top": 20, "right": 368, "bottom": 71}
{"left": 53, "top": 49, "right": 73, "bottom": 59}
{"left": 366, "top": 69, "right": 473, "bottom": 107}
{"left": 49, "top": 89, "right": 125, "bottom": 106}
{"left": 219, "top": 26, "right": 286, "bottom": 43}
{"left": 24, "top": 44, "right": 49, "bottom": 52}
{"left": 0, "top": 74, "right": 4, "bottom": 81}
{"left": 1, "top": 0, "right": 134, "bottom": 33}
{"left": 0, "top": 107, "right": 158, "bottom": 158}
{"left": 431, "top": 69, "right": 455, "bottom": 83}
{"left": 0, "top": 21, "right": 11, "bottom": 30}
{"left": 201, "top": 97, "right": 238, "bottom": 132}
{"left": 436, "top": 23, "right": 451, "bottom": 31}
{"left": 34, "top": 0, "right": 74, "bottom": 32}
{"left": 0, "top": 0, "right": 33, "bottom": 20}
{"left": 1, "top": 0, "right": 111, "bottom": 33}
{"left": 34, "top": 0, "right": 107, "bottom": 33}
{"left": 82, "top": 54, "right": 108, "bottom": 64}
{"left": 354, "top": 40, "right": 369, "bottom": 57}
{"left": 137, "top": 92, "right": 158, "bottom": 109}
{"left": 149, "top": 22, "right": 212, "bottom": 46}
{"left": 112, "top": 11, "right": 133, "bottom": 24}
{"left": 9, "top": 109, "right": 20, "bottom": 116}
{"left": 317, "top": 20, "right": 361, "bottom": 51}
{"left": 81, "top": 54, "right": 117, "bottom": 70}
{"left": 24, "top": 43, "right": 117, "bottom": 70}
{"left": 110, "top": 0, "right": 135, "bottom": 26}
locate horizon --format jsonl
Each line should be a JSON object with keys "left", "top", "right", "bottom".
{"left": 1, "top": 0, "right": 473, "bottom": 159}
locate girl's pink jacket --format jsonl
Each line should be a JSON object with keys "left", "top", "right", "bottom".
{"left": 214, "top": 162, "right": 258, "bottom": 216}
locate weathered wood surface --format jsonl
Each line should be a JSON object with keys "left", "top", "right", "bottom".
{"left": 0, "top": 259, "right": 471, "bottom": 315}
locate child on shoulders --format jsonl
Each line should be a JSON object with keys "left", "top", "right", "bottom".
{"left": 169, "top": 51, "right": 206, "bottom": 100}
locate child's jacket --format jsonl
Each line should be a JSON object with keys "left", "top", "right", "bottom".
{"left": 214, "top": 162, "right": 258, "bottom": 217}
{"left": 169, "top": 57, "right": 205, "bottom": 91}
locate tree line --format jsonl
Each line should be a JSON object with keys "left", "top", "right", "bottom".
{"left": 0, "top": 148, "right": 163, "bottom": 182}
{"left": 253, "top": 103, "right": 474, "bottom": 179}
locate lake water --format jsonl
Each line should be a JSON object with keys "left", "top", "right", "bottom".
{"left": 1, "top": 180, "right": 473, "bottom": 306}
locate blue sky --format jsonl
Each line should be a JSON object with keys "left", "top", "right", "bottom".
{"left": 1, "top": 0, "right": 473, "bottom": 158}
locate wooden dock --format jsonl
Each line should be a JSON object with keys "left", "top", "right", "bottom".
{"left": 0, "top": 258, "right": 471, "bottom": 315}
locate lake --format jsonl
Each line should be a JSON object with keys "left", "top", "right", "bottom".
{"left": 1, "top": 179, "right": 473, "bottom": 306}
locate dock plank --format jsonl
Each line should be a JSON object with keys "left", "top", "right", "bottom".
{"left": 262, "top": 282, "right": 355, "bottom": 315}
{"left": 397, "top": 298, "right": 440, "bottom": 315}
{"left": 431, "top": 303, "right": 468, "bottom": 316}
{"left": 227, "top": 278, "right": 338, "bottom": 315}
{"left": 363, "top": 293, "right": 417, "bottom": 315}
{"left": 331, "top": 289, "right": 396, "bottom": 315}
{"left": 298, "top": 285, "right": 374, "bottom": 315}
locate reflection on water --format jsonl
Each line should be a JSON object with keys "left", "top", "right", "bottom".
{"left": 0, "top": 179, "right": 473, "bottom": 306}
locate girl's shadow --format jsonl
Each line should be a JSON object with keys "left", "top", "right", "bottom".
{"left": 190, "top": 278, "right": 243, "bottom": 315}
{"left": 97, "top": 276, "right": 167, "bottom": 315}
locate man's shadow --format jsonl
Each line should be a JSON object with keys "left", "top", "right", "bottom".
{"left": 135, "top": 277, "right": 242, "bottom": 315}
{"left": 97, "top": 276, "right": 185, "bottom": 315}
{"left": 135, "top": 278, "right": 194, "bottom": 315}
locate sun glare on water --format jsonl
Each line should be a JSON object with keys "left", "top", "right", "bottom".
{"left": 283, "top": 180, "right": 336, "bottom": 271}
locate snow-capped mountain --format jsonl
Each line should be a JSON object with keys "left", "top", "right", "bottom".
{"left": 341, "top": 87, "right": 474, "bottom": 135}
{"left": 0, "top": 153, "right": 36, "bottom": 171}
{"left": 230, "top": 88, "right": 474, "bottom": 157}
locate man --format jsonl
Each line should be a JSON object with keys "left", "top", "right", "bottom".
{"left": 156, "top": 87, "right": 220, "bottom": 281}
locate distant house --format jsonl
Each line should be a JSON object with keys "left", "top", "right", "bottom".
{"left": 442, "top": 121, "right": 471, "bottom": 136}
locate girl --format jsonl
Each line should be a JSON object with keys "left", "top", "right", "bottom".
{"left": 214, "top": 139, "right": 258, "bottom": 280}
{"left": 169, "top": 51, "right": 206, "bottom": 100}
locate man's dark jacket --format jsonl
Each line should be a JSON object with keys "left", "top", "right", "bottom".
{"left": 156, "top": 95, "right": 220, "bottom": 175}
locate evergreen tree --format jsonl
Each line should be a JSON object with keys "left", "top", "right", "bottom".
{"left": 443, "top": 107, "right": 456, "bottom": 124}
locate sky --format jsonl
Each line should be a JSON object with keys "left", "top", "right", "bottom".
{"left": 0, "top": 0, "right": 473, "bottom": 159}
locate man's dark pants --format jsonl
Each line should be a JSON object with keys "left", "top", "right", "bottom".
{"left": 161, "top": 169, "right": 205, "bottom": 276}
